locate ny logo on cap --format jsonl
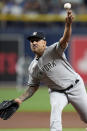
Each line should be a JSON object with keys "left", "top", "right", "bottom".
{"left": 33, "top": 32, "right": 37, "bottom": 36}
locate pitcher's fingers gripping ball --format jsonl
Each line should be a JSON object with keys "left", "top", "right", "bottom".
{"left": 0, "top": 100, "right": 19, "bottom": 120}
{"left": 66, "top": 10, "right": 74, "bottom": 24}
{"left": 64, "top": 3, "right": 74, "bottom": 25}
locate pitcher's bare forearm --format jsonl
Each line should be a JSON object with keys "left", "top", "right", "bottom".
{"left": 59, "top": 10, "right": 73, "bottom": 49}
{"left": 15, "top": 86, "right": 39, "bottom": 104}
{"left": 60, "top": 23, "right": 72, "bottom": 48}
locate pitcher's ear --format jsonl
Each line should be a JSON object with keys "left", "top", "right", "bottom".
{"left": 44, "top": 40, "right": 47, "bottom": 45}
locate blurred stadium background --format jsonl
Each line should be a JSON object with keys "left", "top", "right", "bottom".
{"left": 0, "top": 0, "right": 87, "bottom": 130}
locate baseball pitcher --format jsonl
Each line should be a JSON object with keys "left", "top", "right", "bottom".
{"left": 0, "top": 10, "right": 87, "bottom": 131}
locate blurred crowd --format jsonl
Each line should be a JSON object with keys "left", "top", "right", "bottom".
{"left": 0, "top": 0, "right": 87, "bottom": 15}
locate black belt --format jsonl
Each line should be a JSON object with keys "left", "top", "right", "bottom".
{"left": 51, "top": 79, "right": 79, "bottom": 93}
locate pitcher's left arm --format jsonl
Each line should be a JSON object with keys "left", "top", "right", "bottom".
{"left": 59, "top": 10, "right": 74, "bottom": 49}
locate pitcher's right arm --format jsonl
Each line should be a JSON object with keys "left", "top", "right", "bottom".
{"left": 15, "top": 86, "right": 39, "bottom": 104}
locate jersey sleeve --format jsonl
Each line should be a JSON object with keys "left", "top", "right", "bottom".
{"left": 55, "top": 42, "right": 67, "bottom": 56}
{"left": 27, "top": 60, "right": 40, "bottom": 87}
{"left": 27, "top": 73, "right": 40, "bottom": 87}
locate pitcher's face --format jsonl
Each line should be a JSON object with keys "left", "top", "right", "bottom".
{"left": 30, "top": 38, "right": 46, "bottom": 56}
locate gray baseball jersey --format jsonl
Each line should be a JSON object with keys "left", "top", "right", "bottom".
{"left": 28, "top": 42, "right": 79, "bottom": 90}
{"left": 28, "top": 41, "right": 87, "bottom": 130}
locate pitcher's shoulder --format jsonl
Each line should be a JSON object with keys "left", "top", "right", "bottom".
{"left": 28, "top": 59, "right": 37, "bottom": 72}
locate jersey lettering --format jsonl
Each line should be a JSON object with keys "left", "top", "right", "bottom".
{"left": 41, "top": 60, "right": 56, "bottom": 72}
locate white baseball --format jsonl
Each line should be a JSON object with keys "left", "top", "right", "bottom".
{"left": 64, "top": 3, "right": 71, "bottom": 10}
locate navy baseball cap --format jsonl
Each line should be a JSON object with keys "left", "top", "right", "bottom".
{"left": 27, "top": 32, "right": 46, "bottom": 41}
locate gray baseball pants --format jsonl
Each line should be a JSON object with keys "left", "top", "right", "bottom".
{"left": 50, "top": 75, "right": 87, "bottom": 131}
